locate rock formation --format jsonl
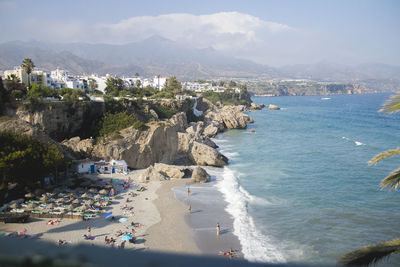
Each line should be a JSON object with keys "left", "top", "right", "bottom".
{"left": 191, "top": 166, "right": 211, "bottom": 183}
{"left": 139, "top": 166, "right": 167, "bottom": 182}
{"left": 269, "top": 104, "right": 281, "bottom": 110}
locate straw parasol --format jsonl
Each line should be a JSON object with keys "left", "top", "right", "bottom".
{"left": 72, "top": 199, "right": 81, "bottom": 204}
{"left": 25, "top": 193, "right": 35, "bottom": 199}
{"left": 99, "top": 189, "right": 108, "bottom": 195}
{"left": 86, "top": 199, "right": 95, "bottom": 205}
{"left": 40, "top": 195, "right": 48, "bottom": 202}
{"left": 9, "top": 203, "right": 20, "bottom": 209}
{"left": 94, "top": 194, "right": 102, "bottom": 200}
{"left": 26, "top": 203, "right": 37, "bottom": 210}
{"left": 56, "top": 197, "right": 66, "bottom": 203}
{"left": 46, "top": 203, "right": 55, "bottom": 209}
{"left": 81, "top": 193, "right": 90, "bottom": 198}
{"left": 89, "top": 188, "right": 97, "bottom": 193}
{"left": 77, "top": 205, "right": 87, "bottom": 211}
{"left": 66, "top": 204, "right": 76, "bottom": 210}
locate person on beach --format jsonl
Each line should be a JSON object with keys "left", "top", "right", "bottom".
{"left": 188, "top": 204, "right": 191, "bottom": 213}
{"left": 87, "top": 227, "right": 91, "bottom": 237}
{"left": 187, "top": 187, "right": 191, "bottom": 199}
{"left": 217, "top": 223, "right": 220, "bottom": 236}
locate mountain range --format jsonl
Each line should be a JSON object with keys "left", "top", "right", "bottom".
{"left": 1, "top": 37, "right": 400, "bottom": 86}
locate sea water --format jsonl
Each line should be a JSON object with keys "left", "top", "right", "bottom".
{"left": 213, "top": 94, "right": 400, "bottom": 265}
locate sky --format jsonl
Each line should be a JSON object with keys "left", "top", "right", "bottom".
{"left": 0, "top": 0, "right": 399, "bottom": 66}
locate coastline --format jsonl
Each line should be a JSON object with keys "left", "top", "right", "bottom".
{"left": 145, "top": 179, "right": 201, "bottom": 255}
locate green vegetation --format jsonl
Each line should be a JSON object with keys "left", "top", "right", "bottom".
{"left": 27, "top": 84, "right": 58, "bottom": 99}
{"left": 97, "top": 111, "right": 135, "bottom": 138}
{"left": 132, "top": 121, "right": 147, "bottom": 131}
{"left": 21, "top": 58, "right": 35, "bottom": 89}
{"left": 202, "top": 89, "right": 249, "bottom": 106}
{"left": 151, "top": 104, "right": 177, "bottom": 119}
{"left": 0, "top": 131, "right": 65, "bottom": 187}
{"left": 59, "top": 88, "right": 89, "bottom": 103}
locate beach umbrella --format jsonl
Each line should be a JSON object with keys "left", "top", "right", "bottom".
{"left": 99, "top": 189, "right": 108, "bottom": 195}
{"left": 46, "top": 203, "right": 55, "bottom": 209}
{"left": 25, "top": 193, "right": 35, "bottom": 199}
{"left": 66, "top": 204, "right": 76, "bottom": 210}
{"left": 86, "top": 199, "right": 95, "bottom": 205}
{"left": 9, "top": 203, "right": 20, "bottom": 209}
{"left": 81, "top": 193, "right": 90, "bottom": 198}
{"left": 34, "top": 188, "right": 45, "bottom": 196}
{"left": 119, "top": 217, "right": 128, "bottom": 223}
{"left": 104, "top": 212, "right": 112, "bottom": 219}
{"left": 121, "top": 234, "right": 132, "bottom": 241}
{"left": 94, "top": 194, "right": 102, "bottom": 200}
{"left": 40, "top": 195, "right": 48, "bottom": 202}
{"left": 56, "top": 197, "right": 65, "bottom": 203}
{"left": 26, "top": 203, "right": 37, "bottom": 209}
{"left": 77, "top": 205, "right": 87, "bottom": 211}
{"left": 88, "top": 188, "right": 97, "bottom": 193}
{"left": 72, "top": 199, "right": 81, "bottom": 204}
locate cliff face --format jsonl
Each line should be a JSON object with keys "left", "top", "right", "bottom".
{"left": 5, "top": 102, "right": 105, "bottom": 141}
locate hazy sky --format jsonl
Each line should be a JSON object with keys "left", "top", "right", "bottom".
{"left": 0, "top": 0, "right": 399, "bottom": 66}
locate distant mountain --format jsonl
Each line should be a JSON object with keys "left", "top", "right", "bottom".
{"left": 0, "top": 38, "right": 278, "bottom": 79}
{"left": 1, "top": 39, "right": 399, "bottom": 86}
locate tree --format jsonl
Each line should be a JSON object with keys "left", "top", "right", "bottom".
{"left": 135, "top": 79, "right": 142, "bottom": 88}
{"left": 0, "top": 77, "right": 7, "bottom": 106}
{"left": 21, "top": 58, "right": 35, "bottom": 89}
{"left": 135, "top": 72, "right": 140, "bottom": 77}
{"left": 0, "top": 131, "right": 65, "bottom": 187}
{"left": 339, "top": 93, "right": 400, "bottom": 266}
{"left": 88, "top": 78, "right": 98, "bottom": 91}
{"left": 105, "top": 77, "right": 126, "bottom": 96}
{"left": 166, "top": 76, "right": 182, "bottom": 96}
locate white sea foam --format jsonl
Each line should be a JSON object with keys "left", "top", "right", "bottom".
{"left": 355, "top": 141, "right": 365, "bottom": 146}
{"left": 342, "top": 137, "right": 366, "bottom": 146}
{"left": 215, "top": 167, "right": 286, "bottom": 263}
{"left": 223, "top": 151, "right": 239, "bottom": 158}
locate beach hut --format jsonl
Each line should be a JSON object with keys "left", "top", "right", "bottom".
{"left": 74, "top": 159, "right": 96, "bottom": 174}
{"left": 110, "top": 159, "right": 128, "bottom": 174}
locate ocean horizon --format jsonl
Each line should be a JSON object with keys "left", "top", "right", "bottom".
{"left": 177, "top": 93, "right": 400, "bottom": 266}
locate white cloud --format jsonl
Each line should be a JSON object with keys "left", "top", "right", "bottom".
{"left": 24, "top": 12, "right": 293, "bottom": 51}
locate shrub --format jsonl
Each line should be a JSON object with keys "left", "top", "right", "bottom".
{"left": 132, "top": 121, "right": 147, "bottom": 131}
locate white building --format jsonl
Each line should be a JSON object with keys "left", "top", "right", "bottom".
{"left": 110, "top": 160, "right": 128, "bottom": 174}
{"left": 75, "top": 159, "right": 96, "bottom": 174}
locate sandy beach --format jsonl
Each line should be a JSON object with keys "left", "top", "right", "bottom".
{"left": 0, "top": 171, "right": 202, "bottom": 254}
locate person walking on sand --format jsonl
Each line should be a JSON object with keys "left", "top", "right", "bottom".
{"left": 87, "top": 227, "right": 92, "bottom": 237}
{"left": 187, "top": 187, "right": 191, "bottom": 199}
{"left": 188, "top": 203, "right": 191, "bottom": 213}
{"left": 217, "top": 223, "right": 220, "bottom": 236}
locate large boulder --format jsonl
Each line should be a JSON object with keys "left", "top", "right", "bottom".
{"left": 92, "top": 122, "right": 179, "bottom": 169}
{"left": 191, "top": 167, "right": 211, "bottom": 183}
{"left": 169, "top": 112, "right": 188, "bottom": 132}
{"left": 154, "top": 163, "right": 191, "bottom": 179}
{"left": 139, "top": 166, "right": 167, "bottom": 182}
{"left": 203, "top": 124, "right": 219, "bottom": 138}
{"left": 62, "top": 136, "right": 94, "bottom": 155}
{"left": 269, "top": 104, "right": 280, "bottom": 110}
{"left": 205, "top": 105, "right": 251, "bottom": 130}
{"left": 189, "top": 141, "right": 228, "bottom": 167}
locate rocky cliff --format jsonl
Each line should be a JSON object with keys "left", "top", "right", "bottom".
{"left": 4, "top": 101, "right": 105, "bottom": 141}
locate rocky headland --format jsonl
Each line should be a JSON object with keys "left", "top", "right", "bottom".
{"left": 0, "top": 97, "right": 263, "bottom": 182}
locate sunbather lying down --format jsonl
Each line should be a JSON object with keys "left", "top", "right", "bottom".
{"left": 47, "top": 219, "right": 59, "bottom": 225}
{"left": 137, "top": 187, "right": 146, "bottom": 192}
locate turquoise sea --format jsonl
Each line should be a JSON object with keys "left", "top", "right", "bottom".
{"left": 213, "top": 94, "right": 400, "bottom": 265}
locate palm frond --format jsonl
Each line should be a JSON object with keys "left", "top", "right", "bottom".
{"left": 380, "top": 168, "right": 400, "bottom": 191}
{"left": 379, "top": 93, "right": 400, "bottom": 113}
{"left": 368, "top": 147, "right": 400, "bottom": 165}
{"left": 338, "top": 238, "right": 400, "bottom": 266}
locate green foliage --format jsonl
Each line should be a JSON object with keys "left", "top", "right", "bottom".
{"left": 21, "top": 58, "right": 35, "bottom": 88}
{"left": 153, "top": 90, "right": 174, "bottom": 99}
{"left": 59, "top": 88, "right": 88, "bottom": 103}
{"left": 202, "top": 89, "right": 249, "bottom": 106}
{"left": 97, "top": 112, "right": 135, "bottom": 137}
{"left": 0, "top": 77, "right": 8, "bottom": 106}
{"left": 27, "top": 84, "right": 57, "bottom": 99}
{"left": 151, "top": 104, "right": 178, "bottom": 119}
{"left": 105, "top": 77, "right": 126, "bottom": 96}
{"left": 0, "top": 116, "right": 13, "bottom": 123}
{"left": 88, "top": 78, "right": 98, "bottom": 91}
{"left": 3, "top": 74, "right": 26, "bottom": 96}
{"left": 0, "top": 131, "right": 65, "bottom": 185}
{"left": 132, "top": 121, "right": 147, "bottom": 131}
